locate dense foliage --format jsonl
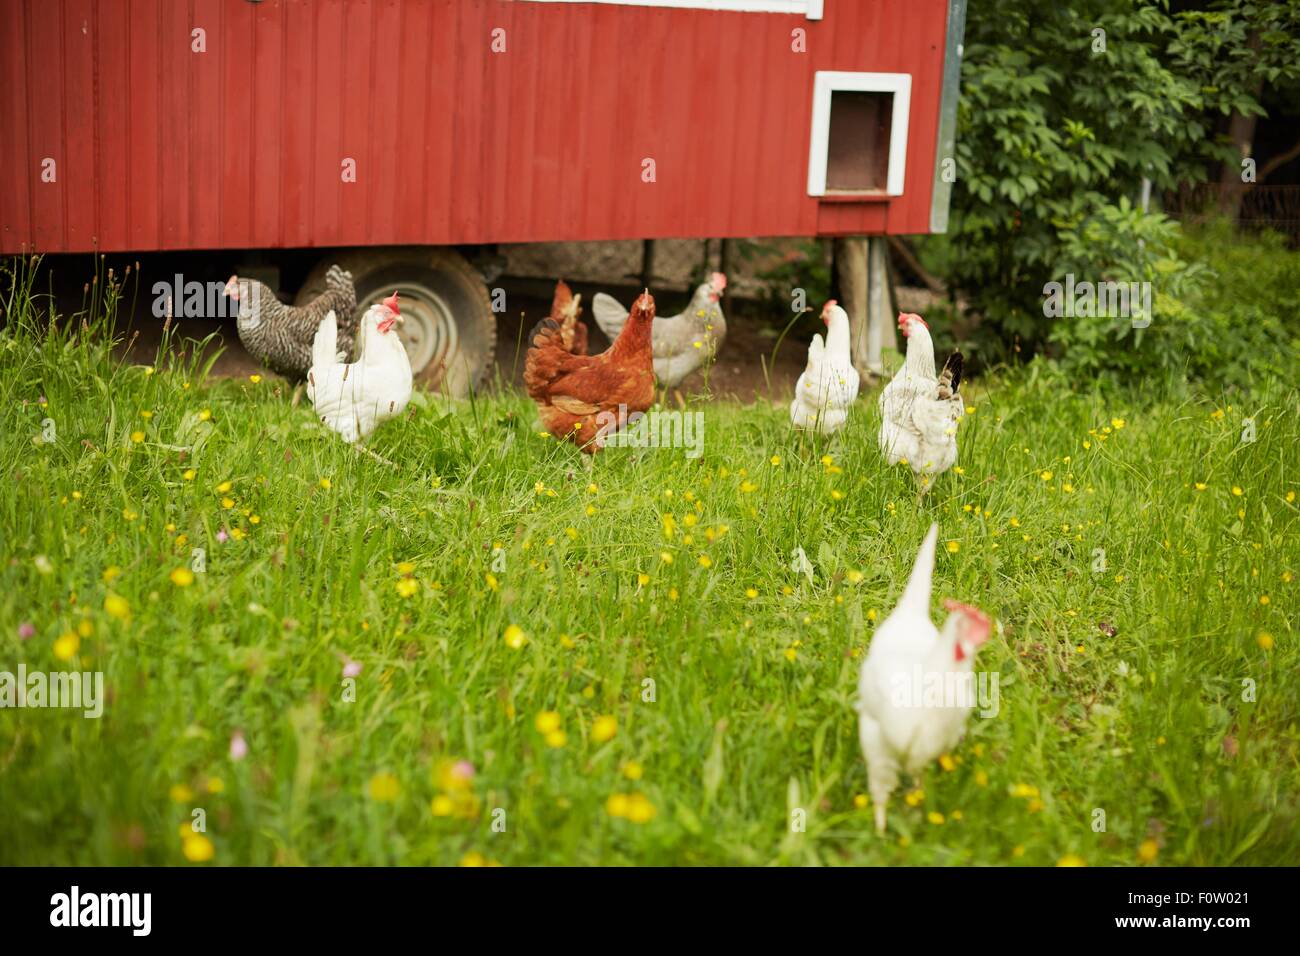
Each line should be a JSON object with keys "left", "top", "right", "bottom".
{"left": 921, "top": 0, "right": 1300, "bottom": 386}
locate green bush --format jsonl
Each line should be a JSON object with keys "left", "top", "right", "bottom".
{"left": 921, "top": 0, "right": 1300, "bottom": 384}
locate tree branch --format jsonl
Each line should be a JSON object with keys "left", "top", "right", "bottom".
{"left": 1258, "top": 136, "right": 1300, "bottom": 183}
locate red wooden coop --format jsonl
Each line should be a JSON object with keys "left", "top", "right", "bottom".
{"left": 1, "top": 0, "right": 967, "bottom": 391}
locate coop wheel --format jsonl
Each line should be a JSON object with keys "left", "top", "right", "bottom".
{"left": 296, "top": 248, "right": 495, "bottom": 397}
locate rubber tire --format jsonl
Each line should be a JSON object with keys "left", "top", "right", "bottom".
{"left": 296, "top": 247, "right": 495, "bottom": 397}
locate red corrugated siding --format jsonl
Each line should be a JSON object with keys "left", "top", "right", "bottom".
{"left": 0, "top": 0, "right": 951, "bottom": 254}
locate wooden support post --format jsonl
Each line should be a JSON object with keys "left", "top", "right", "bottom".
{"left": 834, "top": 235, "right": 897, "bottom": 381}
{"left": 834, "top": 236, "right": 869, "bottom": 378}
{"left": 640, "top": 239, "right": 656, "bottom": 290}
{"left": 865, "top": 235, "right": 896, "bottom": 378}
{"left": 718, "top": 238, "right": 732, "bottom": 282}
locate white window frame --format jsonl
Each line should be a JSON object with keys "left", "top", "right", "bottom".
{"left": 519, "top": 1, "right": 824, "bottom": 18}
{"left": 806, "top": 71, "right": 911, "bottom": 197}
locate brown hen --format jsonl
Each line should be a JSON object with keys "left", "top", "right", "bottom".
{"left": 524, "top": 287, "right": 656, "bottom": 453}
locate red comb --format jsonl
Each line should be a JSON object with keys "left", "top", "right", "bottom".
{"left": 383, "top": 291, "right": 400, "bottom": 315}
{"left": 944, "top": 599, "right": 992, "bottom": 646}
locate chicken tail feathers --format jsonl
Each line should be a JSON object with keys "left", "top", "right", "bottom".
{"left": 325, "top": 264, "right": 354, "bottom": 295}
{"left": 312, "top": 310, "right": 339, "bottom": 368}
{"left": 938, "top": 350, "right": 964, "bottom": 397}
{"left": 591, "top": 292, "right": 630, "bottom": 342}
{"left": 526, "top": 316, "right": 561, "bottom": 351}
{"left": 523, "top": 317, "right": 570, "bottom": 401}
{"left": 898, "top": 523, "right": 939, "bottom": 618}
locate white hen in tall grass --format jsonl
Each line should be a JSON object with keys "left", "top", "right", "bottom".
{"left": 878, "top": 313, "right": 964, "bottom": 492}
{"left": 307, "top": 292, "right": 412, "bottom": 444}
{"left": 790, "top": 300, "right": 860, "bottom": 435}
{"left": 857, "top": 523, "right": 993, "bottom": 833}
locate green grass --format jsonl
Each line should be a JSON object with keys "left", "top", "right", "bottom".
{"left": 1, "top": 264, "right": 1297, "bottom": 866}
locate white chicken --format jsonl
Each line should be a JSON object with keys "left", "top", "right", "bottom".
{"left": 307, "top": 291, "right": 412, "bottom": 444}
{"left": 591, "top": 272, "right": 726, "bottom": 389}
{"left": 857, "top": 523, "right": 992, "bottom": 833}
{"left": 879, "top": 313, "right": 964, "bottom": 491}
{"left": 790, "top": 300, "right": 860, "bottom": 435}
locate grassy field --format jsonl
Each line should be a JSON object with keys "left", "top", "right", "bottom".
{"left": 1, "top": 269, "right": 1297, "bottom": 866}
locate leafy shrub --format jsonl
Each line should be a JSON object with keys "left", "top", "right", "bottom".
{"left": 919, "top": 0, "right": 1300, "bottom": 384}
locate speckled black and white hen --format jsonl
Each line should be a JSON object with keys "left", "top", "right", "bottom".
{"left": 223, "top": 265, "right": 358, "bottom": 381}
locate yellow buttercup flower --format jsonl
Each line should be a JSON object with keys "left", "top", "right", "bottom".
{"left": 367, "top": 773, "right": 401, "bottom": 802}
{"left": 53, "top": 632, "right": 80, "bottom": 661}
{"left": 169, "top": 567, "right": 195, "bottom": 587}
{"left": 104, "top": 594, "right": 130, "bottom": 620}
{"left": 1056, "top": 854, "right": 1086, "bottom": 867}
{"left": 1137, "top": 839, "right": 1159, "bottom": 863}
{"left": 592, "top": 715, "right": 618, "bottom": 743}
{"left": 181, "top": 834, "right": 215, "bottom": 862}
{"left": 395, "top": 578, "right": 419, "bottom": 598}
{"left": 504, "top": 625, "right": 527, "bottom": 649}
{"left": 625, "top": 793, "right": 657, "bottom": 823}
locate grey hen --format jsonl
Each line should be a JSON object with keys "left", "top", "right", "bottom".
{"left": 223, "top": 265, "right": 358, "bottom": 381}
